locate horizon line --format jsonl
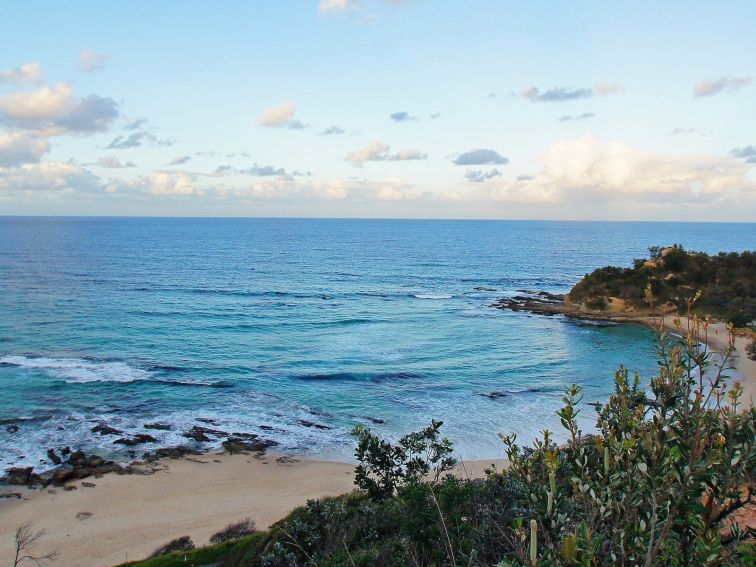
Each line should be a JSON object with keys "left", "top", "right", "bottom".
{"left": 1, "top": 214, "right": 755, "bottom": 224}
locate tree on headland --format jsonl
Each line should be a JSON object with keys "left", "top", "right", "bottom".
{"left": 567, "top": 246, "right": 755, "bottom": 327}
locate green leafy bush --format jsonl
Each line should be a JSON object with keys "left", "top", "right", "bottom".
{"left": 148, "top": 536, "right": 195, "bottom": 558}
{"left": 501, "top": 316, "right": 755, "bottom": 566}
{"left": 351, "top": 418, "right": 456, "bottom": 500}
{"left": 210, "top": 518, "right": 257, "bottom": 544}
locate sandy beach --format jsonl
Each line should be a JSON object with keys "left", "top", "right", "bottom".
{"left": 0, "top": 453, "right": 506, "bottom": 567}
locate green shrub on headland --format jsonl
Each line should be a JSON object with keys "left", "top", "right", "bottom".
{"left": 567, "top": 245, "right": 755, "bottom": 327}
{"left": 122, "top": 317, "right": 755, "bottom": 566}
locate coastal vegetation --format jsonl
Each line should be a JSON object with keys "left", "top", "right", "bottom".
{"left": 566, "top": 246, "right": 755, "bottom": 327}
{"left": 120, "top": 316, "right": 755, "bottom": 567}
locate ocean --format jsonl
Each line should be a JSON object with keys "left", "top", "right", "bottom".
{"left": 0, "top": 217, "right": 753, "bottom": 469}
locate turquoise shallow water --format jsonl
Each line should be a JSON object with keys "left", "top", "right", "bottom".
{"left": 0, "top": 218, "right": 753, "bottom": 469}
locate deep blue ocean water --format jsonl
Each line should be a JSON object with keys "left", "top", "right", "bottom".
{"left": 0, "top": 218, "right": 753, "bottom": 469}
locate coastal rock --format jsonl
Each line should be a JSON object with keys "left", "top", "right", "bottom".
{"left": 222, "top": 436, "right": 278, "bottom": 454}
{"left": 144, "top": 422, "right": 172, "bottom": 430}
{"left": 87, "top": 456, "right": 105, "bottom": 468}
{"left": 142, "top": 446, "right": 202, "bottom": 462}
{"left": 67, "top": 450, "right": 88, "bottom": 467}
{"left": 297, "top": 419, "right": 332, "bottom": 430}
{"left": 182, "top": 425, "right": 228, "bottom": 442}
{"left": 91, "top": 424, "right": 123, "bottom": 436}
{"left": 0, "top": 492, "right": 22, "bottom": 499}
{"left": 4, "top": 466, "right": 33, "bottom": 486}
{"left": 365, "top": 416, "right": 385, "bottom": 424}
{"left": 114, "top": 434, "right": 157, "bottom": 446}
{"left": 6, "top": 424, "right": 19, "bottom": 433}
{"left": 18, "top": 451, "right": 126, "bottom": 486}
{"left": 479, "top": 391, "right": 508, "bottom": 400}
{"left": 51, "top": 465, "right": 75, "bottom": 484}
{"left": 47, "top": 448, "right": 62, "bottom": 465}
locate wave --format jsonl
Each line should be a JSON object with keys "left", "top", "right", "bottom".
{"left": 150, "top": 378, "right": 234, "bottom": 389}
{"left": 414, "top": 294, "right": 453, "bottom": 300}
{"left": 0, "top": 355, "right": 151, "bottom": 383}
{"left": 0, "top": 414, "right": 54, "bottom": 425}
{"left": 294, "top": 371, "right": 422, "bottom": 383}
{"left": 295, "top": 372, "right": 357, "bottom": 382}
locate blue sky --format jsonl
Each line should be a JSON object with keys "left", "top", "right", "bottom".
{"left": 1, "top": 1, "right": 754, "bottom": 219}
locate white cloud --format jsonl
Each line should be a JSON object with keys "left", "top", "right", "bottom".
{"left": 539, "top": 135, "right": 752, "bottom": 198}
{"left": 168, "top": 155, "right": 191, "bottom": 165}
{"left": 345, "top": 140, "right": 390, "bottom": 163}
{"left": 107, "top": 172, "right": 199, "bottom": 196}
{"left": 319, "top": 0, "right": 361, "bottom": 13}
{"left": 0, "top": 161, "right": 98, "bottom": 193}
{"left": 345, "top": 140, "right": 427, "bottom": 165}
{"left": 522, "top": 82, "right": 622, "bottom": 102}
{"left": 257, "top": 101, "right": 296, "bottom": 127}
{"left": 0, "top": 62, "right": 43, "bottom": 85}
{"left": 0, "top": 130, "right": 51, "bottom": 166}
{"left": 225, "top": 175, "right": 415, "bottom": 203}
{"left": 311, "top": 179, "right": 350, "bottom": 200}
{"left": 0, "top": 83, "right": 119, "bottom": 132}
{"left": 93, "top": 156, "right": 135, "bottom": 168}
{"left": 374, "top": 178, "right": 414, "bottom": 200}
{"left": 0, "top": 84, "right": 74, "bottom": 121}
{"left": 693, "top": 76, "right": 751, "bottom": 97}
{"left": 594, "top": 82, "right": 622, "bottom": 96}
{"left": 470, "top": 135, "right": 755, "bottom": 205}
{"left": 79, "top": 50, "right": 111, "bottom": 73}
{"left": 391, "top": 148, "right": 426, "bottom": 161}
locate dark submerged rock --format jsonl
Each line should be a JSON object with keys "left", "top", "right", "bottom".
{"left": 47, "top": 448, "right": 62, "bottom": 465}
{"left": 113, "top": 433, "right": 158, "bottom": 446}
{"left": 182, "top": 425, "right": 228, "bottom": 443}
{"left": 222, "top": 436, "right": 278, "bottom": 454}
{"left": 144, "top": 422, "right": 172, "bottom": 430}
{"left": 479, "top": 391, "right": 508, "bottom": 399}
{"left": 91, "top": 424, "right": 123, "bottom": 436}
{"left": 297, "top": 419, "right": 332, "bottom": 430}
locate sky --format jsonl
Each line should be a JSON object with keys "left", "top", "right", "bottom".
{"left": 1, "top": 1, "right": 755, "bottom": 220}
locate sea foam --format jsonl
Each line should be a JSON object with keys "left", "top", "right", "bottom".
{"left": 0, "top": 355, "right": 151, "bottom": 383}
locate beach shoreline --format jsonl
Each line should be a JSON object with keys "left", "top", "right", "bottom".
{"left": 0, "top": 451, "right": 506, "bottom": 567}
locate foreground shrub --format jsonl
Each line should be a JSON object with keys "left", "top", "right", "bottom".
{"left": 500, "top": 315, "right": 755, "bottom": 566}
{"left": 210, "top": 518, "right": 257, "bottom": 544}
{"left": 149, "top": 536, "right": 195, "bottom": 558}
{"left": 351, "top": 418, "right": 456, "bottom": 500}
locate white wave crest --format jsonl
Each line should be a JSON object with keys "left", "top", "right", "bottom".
{"left": 414, "top": 294, "right": 453, "bottom": 300}
{"left": 0, "top": 355, "right": 151, "bottom": 383}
